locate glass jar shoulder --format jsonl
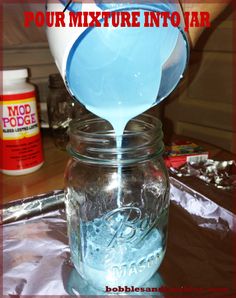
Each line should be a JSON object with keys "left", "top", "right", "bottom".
{"left": 64, "top": 156, "right": 169, "bottom": 205}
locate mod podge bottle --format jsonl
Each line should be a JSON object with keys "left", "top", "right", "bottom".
{"left": 0, "top": 69, "right": 44, "bottom": 175}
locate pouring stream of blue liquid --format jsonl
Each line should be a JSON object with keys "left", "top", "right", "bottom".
{"left": 64, "top": 3, "right": 188, "bottom": 289}
{"left": 66, "top": 11, "right": 182, "bottom": 138}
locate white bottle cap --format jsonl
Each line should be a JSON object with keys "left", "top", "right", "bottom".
{"left": 3, "top": 68, "right": 28, "bottom": 81}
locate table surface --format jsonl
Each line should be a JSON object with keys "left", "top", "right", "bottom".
{"left": 2, "top": 131, "right": 233, "bottom": 204}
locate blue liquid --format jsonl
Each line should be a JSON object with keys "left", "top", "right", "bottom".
{"left": 66, "top": 11, "right": 180, "bottom": 138}
{"left": 70, "top": 214, "right": 167, "bottom": 290}
{"left": 66, "top": 12, "right": 180, "bottom": 204}
{"left": 65, "top": 5, "right": 186, "bottom": 289}
{"left": 67, "top": 269, "right": 165, "bottom": 296}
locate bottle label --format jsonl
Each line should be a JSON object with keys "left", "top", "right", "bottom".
{"left": 0, "top": 91, "right": 44, "bottom": 171}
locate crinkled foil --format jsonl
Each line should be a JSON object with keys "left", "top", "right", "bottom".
{"left": 170, "top": 160, "right": 236, "bottom": 190}
{"left": 2, "top": 185, "right": 235, "bottom": 296}
{"left": 2, "top": 190, "right": 65, "bottom": 224}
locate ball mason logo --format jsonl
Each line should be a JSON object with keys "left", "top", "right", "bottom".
{"left": 104, "top": 206, "right": 158, "bottom": 248}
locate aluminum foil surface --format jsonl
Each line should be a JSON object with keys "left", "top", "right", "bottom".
{"left": 2, "top": 187, "right": 235, "bottom": 296}
{"left": 170, "top": 160, "right": 236, "bottom": 190}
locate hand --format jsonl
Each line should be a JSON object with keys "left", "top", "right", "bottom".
{"left": 180, "top": 1, "right": 231, "bottom": 47}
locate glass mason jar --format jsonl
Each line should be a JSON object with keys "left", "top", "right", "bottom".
{"left": 47, "top": 73, "right": 85, "bottom": 150}
{"left": 64, "top": 114, "right": 170, "bottom": 290}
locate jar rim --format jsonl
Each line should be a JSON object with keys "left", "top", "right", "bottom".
{"left": 69, "top": 113, "right": 162, "bottom": 137}
{"left": 68, "top": 113, "right": 164, "bottom": 165}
